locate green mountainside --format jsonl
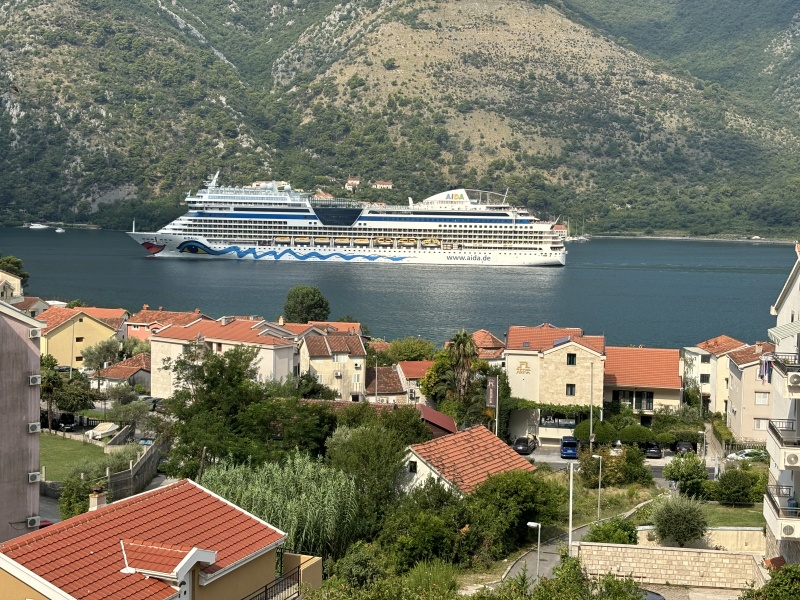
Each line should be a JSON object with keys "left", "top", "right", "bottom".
{"left": 2, "top": 0, "right": 800, "bottom": 236}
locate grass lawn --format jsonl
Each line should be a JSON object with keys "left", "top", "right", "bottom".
{"left": 704, "top": 502, "right": 766, "bottom": 528}
{"left": 40, "top": 432, "right": 105, "bottom": 481}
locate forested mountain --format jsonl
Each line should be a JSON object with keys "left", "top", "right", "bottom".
{"left": 2, "top": 0, "right": 800, "bottom": 236}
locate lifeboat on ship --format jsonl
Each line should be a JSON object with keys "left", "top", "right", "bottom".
{"left": 334, "top": 237, "right": 351, "bottom": 246}
{"left": 398, "top": 238, "right": 417, "bottom": 247}
{"left": 294, "top": 237, "right": 311, "bottom": 246}
{"left": 375, "top": 237, "right": 393, "bottom": 246}
{"left": 353, "top": 238, "right": 370, "bottom": 246}
{"left": 275, "top": 237, "right": 291, "bottom": 245}
{"left": 421, "top": 238, "right": 441, "bottom": 248}
{"left": 314, "top": 237, "right": 330, "bottom": 245}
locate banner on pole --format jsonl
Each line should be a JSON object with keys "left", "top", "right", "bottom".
{"left": 486, "top": 375, "right": 498, "bottom": 408}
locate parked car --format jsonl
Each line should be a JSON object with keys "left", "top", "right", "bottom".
{"left": 138, "top": 437, "right": 155, "bottom": 447}
{"left": 560, "top": 435, "right": 579, "bottom": 459}
{"left": 643, "top": 442, "right": 663, "bottom": 459}
{"left": 512, "top": 437, "right": 537, "bottom": 455}
{"left": 674, "top": 441, "right": 695, "bottom": 454}
{"left": 727, "top": 448, "right": 768, "bottom": 462}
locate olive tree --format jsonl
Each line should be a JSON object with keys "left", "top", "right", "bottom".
{"left": 283, "top": 285, "right": 330, "bottom": 323}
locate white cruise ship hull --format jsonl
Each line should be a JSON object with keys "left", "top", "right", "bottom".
{"left": 128, "top": 233, "right": 566, "bottom": 267}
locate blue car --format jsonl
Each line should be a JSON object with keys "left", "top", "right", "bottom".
{"left": 560, "top": 436, "right": 579, "bottom": 459}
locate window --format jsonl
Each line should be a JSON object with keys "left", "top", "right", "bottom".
{"left": 132, "top": 325, "right": 140, "bottom": 330}
{"left": 75, "top": 356, "right": 83, "bottom": 362}
{"left": 566, "top": 353, "right": 577, "bottom": 366}
{"left": 408, "top": 460, "right": 417, "bottom": 473}
{"left": 566, "top": 383, "right": 576, "bottom": 396}
{"left": 701, "top": 355, "right": 711, "bottom": 363}
{"left": 700, "top": 374, "right": 710, "bottom": 384}
{"left": 754, "top": 418, "right": 768, "bottom": 431}
{"left": 353, "top": 373, "right": 360, "bottom": 384}
{"left": 755, "top": 392, "right": 769, "bottom": 405}
{"left": 75, "top": 337, "right": 84, "bottom": 343}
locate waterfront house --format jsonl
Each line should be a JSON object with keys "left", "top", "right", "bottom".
{"left": 0, "top": 268, "right": 23, "bottom": 300}
{"left": 8, "top": 296, "right": 50, "bottom": 318}
{"left": 125, "top": 304, "right": 212, "bottom": 341}
{"left": 602, "top": 346, "right": 683, "bottom": 426}
{"left": 298, "top": 334, "right": 366, "bottom": 402}
{"left": 726, "top": 342, "right": 775, "bottom": 443}
{"left": 150, "top": 317, "right": 295, "bottom": 398}
{"left": 307, "top": 320, "right": 363, "bottom": 336}
{"left": 397, "top": 360, "right": 435, "bottom": 405}
{"left": 371, "top": 180, "right": 393, "bottom": 189}
{"left": 763, "top": 244, "right": 800, "bottom": 564}
{"left": 402, "top": 425, "right": 536, "bottom": 494}
{"left": 365, "top": 365, "right": 406, "bottom": 404}
{"left": 79, "top": 306, "right": 131, "bottom": 340}
{"left": 472, "top": 328, "right": 506, "bottom": 368}
{"left": 36, "top": 306, "right": 118, "bottom": 369}
{"left": 93, "top": 352, "right": 152, "bottom": 393}
{"left": 345, "top": 177, "right": 361, "bottom": 191}
{"left": 684, "top": 335, "right": 747, "bottom": 415}
{"left": 0, "top": 479, "right": 322, "bottom": 600}
{"left": 0, "top": 301, "right": 42, "bottom": 543}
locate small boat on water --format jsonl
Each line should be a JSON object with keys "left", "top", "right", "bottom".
{"left": 55, "top": 227, "right": 65, "bottom": 233}
{"left": 29, "top": 223, "right": 49, "bottom": 230}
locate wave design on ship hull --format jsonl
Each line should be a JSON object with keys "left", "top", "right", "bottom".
{"left": 176, "top": 241, "right": 407, "bottom": 262}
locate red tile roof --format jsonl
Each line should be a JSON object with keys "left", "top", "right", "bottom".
{"left": 409, "top": 426, "right": 536, "bottom": 494}
{"left": 121, "top": 539, "right": 193, "bottom": 575}
{"left": 36, "top": 306, "right": 117, "bottom": 335}
{"left": 153, "top": 319, "right": 293, "bottom": 347}
{"left": 415, "top": 404, "right": 457, "bottom": 434}
{"left": 728, "top": 342, "right": 775, "bottom": 367}
{"left": 697, "top": 335, "right": 747, "bottom": 356}
{"left": 10, "top": 296, "right": 47, "bottom": 310}
{"left": 472, "top": 329, "right": 505, "bottom": 360}
{"left": 0, "top": 479, "right": 285, "bottom": 600}
{"left": 98, "top": 353, "right": 151, "bottom": 380}
{"left": 369, "top": 340, "right": 390, "bottom": 353}
{"left": 365, "top": 366, "right": 405, "bottom": 395}
{"left": 398, "top": 360, "right": 434, "bottom": 380}
{"left": 80, "top": 307, "right": 130, "bottom": 330}
{"left": 603, "top": 346, "right": 682, "bottom": 389}
{"left": 127, "top": 306, "right": 211, "bottom": 328}
{"left": 506, "top": 324, "right": 605, "bottom": 354}
{"left": 307, "top": 321, "right": 361, "bottom": 335}
{"left": 304, "top": 335, "right": 366, "bottom": 357}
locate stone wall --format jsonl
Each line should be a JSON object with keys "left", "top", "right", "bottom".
{"left": 574, "top": 542, "right": 762, "bottom": 590}
{"left": 636, "top": 526, "right": 764, "bottom": 553}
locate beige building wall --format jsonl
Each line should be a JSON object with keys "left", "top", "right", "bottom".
{"left": 149, "top": 339, "right": 183, "bottom": 399}
{"left": 41, "top": 316, "right": 116, "bottom": 368}
{"left": 505, "top": 350, "right": 541, "bottom": 402}
{"left": 299, "top": 347, "right": 365, "bottom": 401}
{"left": 196, "top": 549, "right": 277, "bottom": 600}
{"left": 728, "top": 363, "right": 773, "bottom": 442}
{"left": 711, "top": 354, "right": 732, "bottom": 415}
{"left": 0, "top": 570, "right": 51, "bottom": 600}
{"left": 600, "top": 387, "right": 681, "bottom": 414}
{"left": 0, "top": 269, "right": 23, "bottom": 297}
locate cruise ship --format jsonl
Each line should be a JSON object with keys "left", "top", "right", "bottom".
{"left": 128, "top": 172, "right": 567, "bottom": 266}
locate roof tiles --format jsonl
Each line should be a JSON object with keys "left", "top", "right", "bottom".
{"left": 506, "top": 324, "right": 605, "bottom": 354}
{"left": 696, "top": 335, "right": 747, "bottom": 356}
{"left": 153, "top": 319, "right": 293, "bottom": 347}
{"left": 410, "top": 425, "right": 536, "bottom": 494}
{"left": 603, "top": 346, "right": 681, "bottom": 389}
{"left": 98, "top": 353, "right": 151, "bottom": 380}
{"left": 398, "top": 360, "right": 434, "bottom": 380}
{"left": 728, "top": 342, "right": 775, "bottom": 367}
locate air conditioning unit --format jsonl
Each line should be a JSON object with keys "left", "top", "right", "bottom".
{"left": 29, "top": 328, "right": 41, "bottom": 339}
{"left": 783, "top": 524, "right": 796, "bottom": 537}
{"left": 103, "top": 361, "right": 111, "bottom": 368}
{"left": 787, "top": 453, "right": 800, "bottom": 466}
{"left": 26, "top": 516, "right": 40, "bottom": 528}
{"left": 334, "top": 371, "right": 342, "bottom": 378}
{"left": 27, "top": 472, "right": 41, "bottom": 484}
{"left": 28, "top": 375, "right": 41, "bottom": 386}
{"left": 789, "top": 373, "right": 800, "bottom": 386}
{"left": 354, "top": 363, "right": 361, "bottom": 369}
{"left": 28, "top": 423, "right": 41, "bottom": 434}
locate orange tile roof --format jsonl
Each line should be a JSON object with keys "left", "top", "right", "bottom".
{"left": 98, "top": 353, "right": 151, "bottom": 380}
{"left": 307, "top": 321, "right": 361, "bottom": 335}
{"left": 728, "top": 342, "right": 775, "bottom": 367}
{"left": 409, "top": 426, "right": 536, "bottom": 494}
{"left": 272, "top": 322, "right": 317, "bottom": 335}
{"left": 415, "top": 404, "right": 457, "bottom": 434}
{"left": 81, "top": 307, "right": 130, "bottom": 330}
{"left": 304, "top": 335, "right": 366, "bottom": 357}
{"left": 398, "top": 360, "right": 434, "bottom": 380}
{"left": 121, "top": 539, "right": 192, "bottom": 575}
{"left": 369, "top": 340, "right": 390, "bottom": 353}
{"left": 472, "top": 329, "right": 504, "bottom": 349}
{"left": 128, "top": 306, "right": 212, "bottom": 328}
{"left": 36, "top": 306, "right": 117, "bottom": 335}
{"left": 603, "top": 346, "right": 682, "bottom": 389}
{"left": 152, "top": 319, "right": 293, "bottom": 347}
{"left": 506, "top": 324, "right": 605, "bottom": 354}
{"left": 365, "top": 366, "right": 405, "bottom": 395}
{"left": 10, "top": 296, "right": 47, "bottom": 310}
{"left": 696, "top": 335, "right": 747, "bottom": 356}
{"left": 0, "top": 479, "right": 285, "bottom": 600}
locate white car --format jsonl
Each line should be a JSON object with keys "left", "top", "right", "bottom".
{"left": 726, "top": 448, "right": 767, "bottom": 462}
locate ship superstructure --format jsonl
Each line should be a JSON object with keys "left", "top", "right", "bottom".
{"left": 128, "top": 173, "right": 567, "bottom": 266}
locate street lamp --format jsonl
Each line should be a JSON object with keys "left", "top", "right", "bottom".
{"left": 592, "top": 454, "right": 602, "bottom": 521}
{"left": 697, "top": 430, "right": 706, "bottom": 460}
{"left": 526, "top": 521, "right": 541, "bottom": 583}
{"left": 568, "top": 462, "right": 574, "bottom": 557}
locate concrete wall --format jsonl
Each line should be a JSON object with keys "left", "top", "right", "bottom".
{"left": 636, "top": 526, "right": 764, "bottom": 553}
{"left": 0, "top": 569, "right": 50, "bottom": 600}
{"left": 41, "top": 315, "right": 116, "bottom": 369}
{"left": 283, "top": 553, "right": 323, "bottom": 594}
{"left": 196, "top": 548, "right": 277, "bottom": 600}
{"left": 728, "top": 362, "right": 773, "bottom": 442}
{"left": 574, "top": 541, "right": 763, "bottom": 590}
{"left": 300, "top": 346, "right": 365, "bottom": 401}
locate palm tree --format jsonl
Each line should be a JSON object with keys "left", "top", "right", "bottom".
{"left": 447, "top": 329, "right": 478, "bottom": 404}
{"left": 40, "top": 354, "right": 62, "bottom": 431}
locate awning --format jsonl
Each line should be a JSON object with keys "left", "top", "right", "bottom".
{"left": 768, "top": 320, "right": 800, "bottom": 344}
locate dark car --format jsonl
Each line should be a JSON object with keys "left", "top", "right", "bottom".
{"left": 512, "top": 437, "right": 537, "bottom": 455}
{"left": 560, "top": 435, "right": 579, "bottom": 459}
{"left": 643, "top": 442, "right": 662, "bottom": 459}
{"left": 674, "top": 441, "right": 695, "bottom": 454}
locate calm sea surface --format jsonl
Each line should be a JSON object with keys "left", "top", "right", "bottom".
{"left": 0, "top": 227, "right": 795, "bottom": 348}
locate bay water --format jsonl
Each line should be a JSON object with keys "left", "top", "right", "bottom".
{"left": 1, "top": 227, "right": 794, "bottom": 348}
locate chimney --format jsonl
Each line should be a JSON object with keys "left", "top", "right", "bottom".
{"left": 755, "top": 341, "right": 763, "bottom": 354}
{"left": 158, "top": 306, "right": 163, "bottom": 311}
{"left": 194, "top": 308, "right": 200, "bottom": 314}
{"left": 89, "top": 486, "right": 107, "bottom": 511}
{"left": 143, "top": 304, "right": 149, "bottom": 310}
{"left": 278, "top": 315, "right": 284, "bottom": 326}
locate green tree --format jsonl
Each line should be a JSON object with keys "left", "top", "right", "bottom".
{"left": 387, "top": 337, "right": 437, "bottom": 362}
{"left": 0, "top": 252, "right": 29, "bottom": 288}
{"left": 65, "top": 299, "right": 88, "bottom": 308}
{"left": 107, "top": 399, "right": 151, "bottom": 431}
{"left": 121, "top": 337, "right": 150, "bottom": 358}
{"left": 529, "top": 553, "right": 644, "bottom": 600}
{"left": 40, "top": 354, "right": 62, "bottom": 431}
{"left": 738, "top": 564, "right": 800, "bottom": 600}
{"left": 651, "top": 495, "right": 708, "bottom": 547}
{"left": 380, "top": 405, "right": 432, "bottom": 446}
{"left": 447, "top": 330, "right": 477, "bottom": 404}
{"left": 583, "top": 517, "right": 637, "bottom": 544}
{"left": 717, "top": 465, "right": 764, "bottom": 505}
{"left": 662, "top": 452, "right": 708, "bottom": 497}
{"left": 283, "top": 284, "right": 330, "bottom": 323}
{"left": 419, "top": 351, "right": 454, "bottom": 406}
{"left": 81, "top": 338, "right": 120, "bottom": 389}
{"left": 54, "top": 376, "right": 97, "bottom": 415}
{"left": 618, "top": 424, "right": 655, "bottom": 444}
{"left": 106, "top": 383, "right": 139, "bottom": 405}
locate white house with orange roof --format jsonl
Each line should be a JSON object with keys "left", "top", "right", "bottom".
{"left": 364, "top": 365, "right": 406, "bottom": 404}
{"left": 684, "top": 334, "right": 747, "bottom": 414}
{"left": 7, "top": 296, "right": 50, "bottom": 318}
{"left": 471, "top": 329, "right": 505, "bottom": 368}
{"left": 602, "top": 346, "right": 683, "bottom": 426}
{"left": 345, "top": 177, "right": 361, "bottom": 191}
{"left": 37, "top": 306, "right": 118, "bottom": 369}
{"left": 397, "top": 360, "right": 435, "bottom": 405}
{"left": 125, "top": 304, "right": 213, "bottom": 341}
{"left": 0, "top": 479, "right": 321, "bottom": 600}
{"left": 726, "top": 342, "right": 776, "bottom": 442}
{"left": 93, "top": 352, "right": 152, "bottom": 392}
{"left": 307, "top": 321, "right": 363, "bottom": 336}
{"left": 402, "top": 425, "right": 536, "bottom": 494}
{"left": 371, "top": 180, "right": 393, "bottom": 189}
{"left": 150, "top": 317, "right": 296, "bottom": 398}
{"left": 299, "top": 335, "right": 366, "bottom": 402}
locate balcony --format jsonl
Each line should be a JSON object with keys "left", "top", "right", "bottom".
{"left": 765, "top": 485, "right": 800, "bottom": 540}
{"left": 767, "top": 420, "right": 800, "bottom": 470}
{"left": 241, "top": 554, "right": 322, "bottom": 600}
{"left": 770, "top": 353, "right": 800, "bottom": 374}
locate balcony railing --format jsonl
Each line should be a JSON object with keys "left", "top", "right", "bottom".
{"left": 769, "top": 420, "right": 800, "bottom": 447}
{"left": 242, "top": 565, "right": 301, "bottom": 600}
{"left": 771, "top": 353, "right": 800, "bottom": 372}
{"left": 766, "top": 485, "right": 800, "bottom": 519}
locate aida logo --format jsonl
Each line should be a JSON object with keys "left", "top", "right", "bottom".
{"left": 445, "top": 192, "right": 465, "bottom": 200}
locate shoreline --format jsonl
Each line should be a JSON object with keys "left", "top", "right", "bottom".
{"left": 588, "top": 235, "right": 797, "bottom": 245}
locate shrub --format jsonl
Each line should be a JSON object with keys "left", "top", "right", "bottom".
{"left": 573, "top": 419, "right": 618, "bottom": 444}
{"left": 618, "top": 424, "right": 654, "bottom": 444}
{"left": 620, "top": 445, "right": 654, "bottom": 486}
{"left": 651, "top": 495, "right": 708, "bottom": 547}
{"left": 583, "top": 517, "right": 638, "bottom": 544}
{"left": 663, "top": 452, "right": 708, "bottom": 497}
{"left": 403, "top": 559, "right": 458, "bottom": 595}
{"left": 738, "top": 564, "right": 800, "bottom": 600}
{"left": 656, "top": 432, "right": 676, "bottom": 447}
{"left": 717, "top": 468, "right": 756, "bottom": 505}
{"left": 333, "top": 542, "right": 385, "bottom": 589}
{"left": 383, "top": 511, "right": 457, "bottom": 572}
